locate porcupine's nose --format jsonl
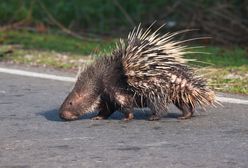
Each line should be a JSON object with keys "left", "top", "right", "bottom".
{"left": 59, "top": 111, "right": 79, "bottom": 121}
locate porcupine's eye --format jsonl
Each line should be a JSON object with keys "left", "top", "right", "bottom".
{"left": 59, "top": 91, "right": 84, "bottom": 121}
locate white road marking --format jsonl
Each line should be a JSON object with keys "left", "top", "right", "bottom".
{"left": 1, "top": 67, "right": 248, "bottom": 105}
{"left": 216, "top": 96, "right": 248, "bottom": 105}
{"left": 0, "top": 67, "right": 75, "bottom": 82}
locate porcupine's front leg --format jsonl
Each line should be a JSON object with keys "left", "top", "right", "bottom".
{"left": 114, "top": 91, "right": 134, "bottom": 121}
{"left": 121, "top": 107, "right": 134, "bottom": 121}
{"left": 174, "top": 101, "right": 194, "bottom": 120}
{"left": 92, "top": 94, "right": 116, "bottom": 120}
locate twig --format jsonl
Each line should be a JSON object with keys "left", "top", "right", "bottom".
{"left": 0, "top": 20, "right": 29, "bottom": 31}
{"left": 112, "top": 0, "right": 135, "bottom": 27}
{"left": 37, "top": 0, "right": 100, "bottom": 42}
{"left": 0, "top": 0, "right": 35, "bottom": 31}
{"left": 0, "top": 50, "right": 13, "bottom": 57}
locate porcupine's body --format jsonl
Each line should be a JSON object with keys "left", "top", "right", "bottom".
{"left": 59, "top": 25, "right": 216, "bottom": 121}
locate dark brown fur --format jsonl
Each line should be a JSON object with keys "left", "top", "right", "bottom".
{"left": 59, "top": 26, "right": 216, "bottom": 121}
{"left": 59, "top": 54, "right": 138, "bottom": 120}
{"left": 59, "top": 53, "right": 198, "bottom": 121}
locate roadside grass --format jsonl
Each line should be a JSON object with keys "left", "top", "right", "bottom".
{"left": 188, "top": 47, "right": 248, "bottom": 94}
{"left": 198, "top": 66, "right": 248, "bottom": 94}
{"left": 188, "top": 47, "right": 248, "bottom": 67}
{"left": 0, "top": 30, "right": 247, "bottom": 94}
{"left": 0, "top": 30, "right": 114, "bottom": 55}
{"left": 0, "top": 44, "right": 96, "bottom": 69}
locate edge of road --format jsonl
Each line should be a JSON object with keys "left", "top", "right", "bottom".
{"left": 1, "top": 64, "right": 248, "bottom": 105}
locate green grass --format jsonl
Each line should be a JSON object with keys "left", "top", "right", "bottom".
{"left": 0, "top": 30, "right": 114, "bottom": 55}
{"left": 198, "top": 66, "right": 248, "bottom": 94}
{"left": 187, "top": 47, "right": 248, "bottom": 94}
{"left": 0, "top": 30, "right": 248, "bottom": 94}
{"left": 0, "top": 45, "right": 95, "bottom": 69}
{"left": 188, "top": 47, "right": 248, "bottom": 67}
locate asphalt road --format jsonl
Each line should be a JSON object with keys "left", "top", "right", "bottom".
{"left": 0, "top": 67, "right": 248, "bottom": 168}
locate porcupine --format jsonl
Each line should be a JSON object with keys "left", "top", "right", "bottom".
{"left": 59, "top": 24, "right": 217, "bottom": 121}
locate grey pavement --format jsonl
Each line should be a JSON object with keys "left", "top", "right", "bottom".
{"left": 0, "top": 67, "right": 248, "bottom": 168}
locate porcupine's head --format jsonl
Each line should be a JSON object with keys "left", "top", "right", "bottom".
{"left": 59, "top": 66, "right": 102, "bottom": 121}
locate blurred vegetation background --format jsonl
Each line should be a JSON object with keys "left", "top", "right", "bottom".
{"left": 0, "top": 0, "right": 248, "bottom": 45}
{"left": 0, "top": 0, "right": 248, "bottom": 94}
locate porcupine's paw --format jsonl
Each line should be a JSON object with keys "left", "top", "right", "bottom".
{"left": 91, "top": 116, "right": 106, "bottom": 120}
{"left": 148, "top": 115, "right": 160, "bottom": 121}
{"left": 177, "top": 112, "right": 193, "bottom": 120}
{"left": 123, "top": 113, "right": 134, "bottom": 121}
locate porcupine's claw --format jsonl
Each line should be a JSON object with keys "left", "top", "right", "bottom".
{"left": 123, "top": 112, "right": 134, "bottom": 121}
{"left": 148, "top": 115, "right": 160, "bottom": 121}
{"left": 177, "top": 111, "right": 193, "bottom": 120}
{"left": 91, "top": 116, "right": 106, "bottom": 120}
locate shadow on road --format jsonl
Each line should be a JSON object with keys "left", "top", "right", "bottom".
{"left": 38, "top": 108, "right": 181, "bottom": 121}
{"left": 38, "top": 109, "right": 63, "bottom": 122}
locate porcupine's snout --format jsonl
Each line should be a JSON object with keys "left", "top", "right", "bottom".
{"left": 58, "top": 80, "right": 101, "bottom": 121}
{"left": 58, "top": 91, "right": 81, "bottom": 121}
{"left": 59, "top": 110, "right": 79, "bottom": 121}
{"left": 59, "top": 100, "right": 79, "bottom": 121}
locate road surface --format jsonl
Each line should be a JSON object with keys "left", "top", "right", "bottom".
{"left": 0, "top": 65, "right": 248, "bottom": 168}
